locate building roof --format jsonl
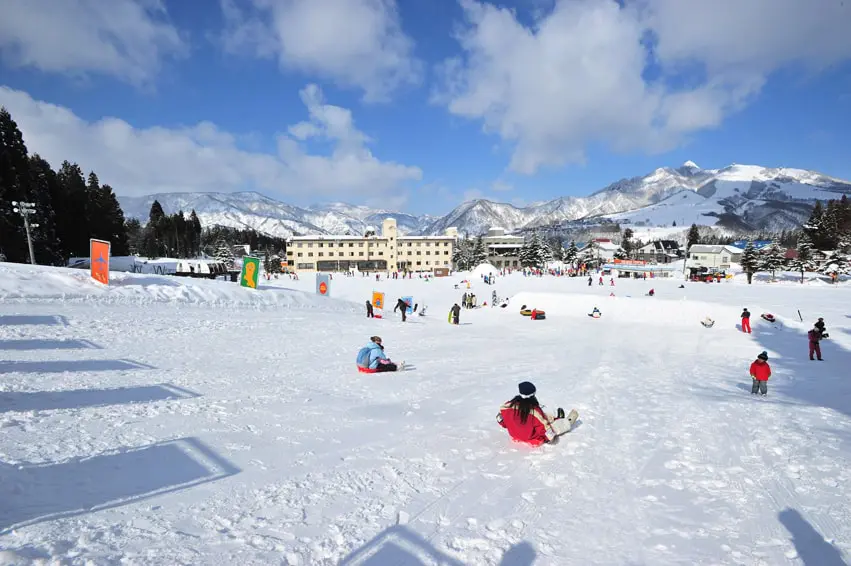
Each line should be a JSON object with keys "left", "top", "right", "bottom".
{"left": 688, "top": 244, "right": 741, "bottom": 254}
{"left": 488, "top": 243, "right": 523, "bottom": 249}
{"left": 593, "top": 241, "right": 621, "bottom": 251}
{"left": 289, "top": 234, "right": 453, "bottom": 241}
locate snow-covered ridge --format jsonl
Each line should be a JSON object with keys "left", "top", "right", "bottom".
{"left": 119, "top": 163, "right": 851, "bottom": 239}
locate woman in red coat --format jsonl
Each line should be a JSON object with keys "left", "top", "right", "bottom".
{"left": 497, "top": 382, "right": 576, "bottom": 446}
{"left": 750, "top": 351, "right": 771, "bottom": 396}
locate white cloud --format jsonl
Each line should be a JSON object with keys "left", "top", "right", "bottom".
{"left": 0, "top": 84, "right": 423, "bottom": 204}
{"left": 0, "top": 0, "right": 186, "bottom": 85}
{"left": 221, "top": 0, "right": 422, "bottom": 102}
{"left": 436, "top": 0, "right": 851, "bottom": 175}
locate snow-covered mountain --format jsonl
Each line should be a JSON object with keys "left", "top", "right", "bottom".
{"left": 119, "top": 162, "right": 851, "bottom": 239}
{"left": 118, "top": 192, "right": 434, "bottom": 237}
{"left": 420, "top": 162, "right": 851, "bottom": 235}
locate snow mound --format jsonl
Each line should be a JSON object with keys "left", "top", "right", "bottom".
{"left": 471, "top": 263, "right": 499, "bottom": 278}
{"left": 510, "top": 291, "right": 740, "bottom": 327}
{"left": 0, "top": 263, "right": 355, "bottom": 311}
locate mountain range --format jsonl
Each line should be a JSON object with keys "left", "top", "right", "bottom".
{"left": 118, "top": 162, "right": 851, "bottom": 239}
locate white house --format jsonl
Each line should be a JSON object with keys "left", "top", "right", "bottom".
{"left": 635, "top": 240, "right": 681, "bottom": 263}
{"left": 686, "top": 244, "right": 741, "bottom": 271}
{"left": 585, "top": 240, "right": 623, "bottom": 263}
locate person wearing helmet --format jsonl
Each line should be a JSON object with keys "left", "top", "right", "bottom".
{"left": 496, "top": 382, "right": 578, "bottom": 446}
{"left": 356, "top": 336, "right": 402, "bottom": 372}
{"left": 750, "top": 351, "right": 771, "bottom": 395}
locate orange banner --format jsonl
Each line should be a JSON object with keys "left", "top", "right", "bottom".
{"left": 90, "top": 239, "right": 110, "bottom": 285}
{"left": 372, "top": 291, "right": 385, "bottom": 310}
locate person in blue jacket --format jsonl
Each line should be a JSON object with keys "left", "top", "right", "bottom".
{"left": 356, "top": 336, "right": 401, "bottom": 372}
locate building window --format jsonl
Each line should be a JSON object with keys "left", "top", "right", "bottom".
{"left": 359, "top": 243, "right": 364, "bottom": 247}
{"left": 318, "top": 252, "right": 324, "bottom": 257}
{"left": 297, "top": 253, "right": 303, "bottom": 257}
{"left": 416, "top": 261, "right": 421, "bottom": 266}
{"left": 426, "top": 251, "right": 431, "bottom": 256}
{"left": 359, "top": 252, "right": 364, "bottom": 257}
{"left": 297, "top": 243, "right": 303, "bottom": 248}
{"left": 307, "top": 243, "right": 313, "bottom": 248}
{"left": 416, "top": 251, "right": 421, "bottom": 255}
{"left": 378, "top": 252, "right": 384, "bottom": 256}
{"left": 349, "top": 243, "right": 354, "bottom": 247}
{"left": 308, "top": 252, "right": 314, "bottom": 257}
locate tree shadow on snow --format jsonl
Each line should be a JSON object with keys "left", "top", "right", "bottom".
{"left": 338, "top": 525, "right": 537, "bottom": 566}
{"left": 778, "top": 508, "right": 848, "bottom": 566}
{"left": 0, "top": 359, "right": 154, "bottom": 374}
{"left": 0, "top": 383, "right": 199, "bottom": 413}
{"left": 0, "top": 315, "right": 68, "bottom": 326}
{"left": 0, "top": 338, "right": 101, "bottom": 351}
{"left": 0, "top": 437, "right": 239, "bottom": 534}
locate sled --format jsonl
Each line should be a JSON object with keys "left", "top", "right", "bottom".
{"left": 588, "top": 313, "right": 601, "bottom": 318}
{"left": 520, "top": 309, "right": 546, "bottom": 317}
{"left": 760, "top": 313, "right": 776, "bottom": 323}
{"left": 357, "top": 366, "right": 378, "bottom": 374}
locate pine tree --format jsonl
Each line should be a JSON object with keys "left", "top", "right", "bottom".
{"left": 27, "top": 155, "right": 62, "bottom": 264}
{"left": 621, "top": 228, "right": 634, "bottom": 258}
{"left": 0, "top": 107, "right": 32, "bottom": 262}
{"left": 758, "top": 240, "right": 786, "bottom": 280}
{"left": 189, "top": 209, "right": 202, "bottom": 257}
{"left": 101, "top": 184, "right": 129, "bottom": 255}
{"left": 519, "top": 233, "right": 549, "bottom": 268}
{"left": 215, "top": 238, "right": 235, "bottom": 268}
{"left": 686, "top": 224, "right": 700, "bottom": 252}
{"left": 564, "top": 241, "right": 579, "bottom": 266}
{"left": 739, "top": 240, "right": 760, "bottom": 284}
{"left": 789, "top": 234, "right": 816, "bottom": 284}
{"left": 802, "top": 201, "right": 826, "bottom": 250}
{"left": 471, "top": 235, "right": 488, "bottom": 266}
{"left": 832, "top": 233, "right": 851, "bottom": 275}
{"left": 125, "top": 218, "right": 143, "bottom": 255}
{"left": 56, "top": 161, "right": 89, "bottom": 258}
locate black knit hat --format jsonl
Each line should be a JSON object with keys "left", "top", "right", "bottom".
{"left": 757, "top": 351, "right": 768, "bottom": 361}
{"left": 518, "top": 381, "right": 536, "bottom": 398}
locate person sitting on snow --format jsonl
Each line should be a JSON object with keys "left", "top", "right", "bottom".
{"left": 647, "top": 288, "right": 655, "bottom": 296}
{"left": 496, "top": 381, "right": 577, "bottom": 446}
{"left": 701, "top": 316, "right": 715, "bottom": 328}
{"left": 589, "top": 307, "right": 601, "bottom": 317}
{"left": 357, "top": 336, "right": 401, "bottom": 372}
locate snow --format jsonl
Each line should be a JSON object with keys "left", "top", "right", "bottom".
{"left": 2, "top": 263, "right": 851, "bottom": 565}
{"left": 470, "top": 263, "right": 499, "bottom": 278}
{"left": 683, "top": 160, "right": 700, "bottom": 169}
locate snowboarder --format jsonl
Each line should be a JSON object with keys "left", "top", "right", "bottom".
{"left": 356, "top": 336, "right": 402, "bottom": 372}
{"left": 449, "top": 303, "right": 461, "bottom": 325}
{"left": 365, "top": 300, "right": 374, "bottom": 318}
{"left": 750, "top": 351, "right": 771, "bottom": 396}
{"left": 808, "top": 326, "right": 824, "bottom": 361}
{"left": 394, "top": 298, "right": 410, "bottom": 322}
{"left": 741, "top": 308, "right": 752, "bottom": 334}
{"left": 496, "top": 381, "right": 578, "bottom": 446}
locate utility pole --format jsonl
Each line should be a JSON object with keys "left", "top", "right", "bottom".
{"left": 11, "top": 201, "right": 39, "bottom": 265}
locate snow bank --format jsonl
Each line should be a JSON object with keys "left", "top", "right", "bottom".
{"left": 470, "top": 263, "right": 499, "bottom": 278}
{"left": 0, "top": 263, "right": 355, "bottom": 311}
{"left": 510, "top": 291, "right": 740, "bottom": 328}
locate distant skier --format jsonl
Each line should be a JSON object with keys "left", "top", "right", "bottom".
{"left": 808, "top": 326, "right": 824, "bottom": 361}
{"left": 598, "top": 276, "right": 603, "bottom": 286}
{"left": 365, "top": 300, "right": 374, "bottom": 318}
{"left": 741, "top": 308, "right": 752, "bottom": 334}
{"left": 356, "top": 336, "right": 402, "bottom": 372}
{"left": 394, "top": 297, "right": 410, "bottom": 322}
{"left": 496, "top": 381, "right": 577, "bottom": 446}
{"left": 450, "top": 303, "right": 461, "bottom": 325}
{"left": 749, "top": 351, "right": 771, "bottom": 396}
{"left": 588, "top": 276, "right": 593, "bottom": 286}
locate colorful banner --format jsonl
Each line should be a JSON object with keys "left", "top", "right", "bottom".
{"left": 316, "top": 273, "right": 331, "bottom": 297}
{"left": 401, "top": 296, "right": 414, "bottom": 314}
{"left": 90, "top": 239, "right": 110, "bottom": 285}
{"left": 240, "top": 256, "right": 260, "bottom": 289}
{"left": 372, "top": 291, "right": 385, "bottom": 310}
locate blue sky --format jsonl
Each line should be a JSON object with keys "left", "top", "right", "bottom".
{"left": 1, "top": 0, "right": 850, "bottom": 215}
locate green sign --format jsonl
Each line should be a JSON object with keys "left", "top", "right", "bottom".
{"left": 240, "top": 256, "right": 260, "bottom": 289}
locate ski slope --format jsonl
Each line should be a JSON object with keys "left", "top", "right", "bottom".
{"left": 2, "top": 264, "right": 851, "bottom": 565}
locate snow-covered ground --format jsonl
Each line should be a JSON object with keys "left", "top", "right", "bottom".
{"left": 2, "top": 264, "right": 851, "bottom": 565}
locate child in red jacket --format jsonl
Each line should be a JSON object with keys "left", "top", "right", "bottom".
{"left": 497, "top": 382, "right": 578, "bottom": 445}
{"left": 750, "top": 351, "right": 771, "bottom": 396}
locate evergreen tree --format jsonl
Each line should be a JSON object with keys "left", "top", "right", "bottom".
{"left": 27, "top": 155, "right": 62, "bottom": 264}
{"left": 739, "top": 240, "right": 760, "bottom": 285}
{"left": 564, "top": 241, "right": 579, "bottom": 266}
{"left": 215, "top": 238, "right": 235, "bottom": 267}
{"left": 56, "top": 161, "right": 89, "bottom": 257}
{"left": 189, "top": 209, "right": 202, "bottom": 257}
{"left": 832, "top": 233, "right": 851, "bottom": 275}
{"left": 471, "top": 235, "right": 488, "bottom": 266}
{"left": 621, "top": 228, "right": 634, "bottom": 258}
{"left": 802, "top": 201, "right": 827, "bottom": 250}
{"left": 758, "top": 240, "right": 785, "bottom": 280}
{"left": 125, "top": 218, "right": 143, "bottom": 255}
{"left": 686, "top": 223, "right": 700, "bottom": 251}
{"left": 519, "top": 233, "right": 549, "bottom": 268}
{"left": 0, "top": 107, "right": 31, "bottom": 262}
{"left": 789, "top": 234, "right": 816, "bottom": 284}
{"left": 451, "top": 237, "right": 473, "bottom": 271}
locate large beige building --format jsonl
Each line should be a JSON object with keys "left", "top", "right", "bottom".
{"left": 286, "top": 218, "right": 458, "bottom": 273}
{"left": 483, "top": 228, "right": 524, "bottom": 268}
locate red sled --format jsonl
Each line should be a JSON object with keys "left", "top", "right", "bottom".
{"left": 357, "top": 366, "right": 378, "bottom": 374}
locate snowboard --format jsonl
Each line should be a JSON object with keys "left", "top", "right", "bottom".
{"left": 565, "top": 408, "right": 579, "bottom": 429}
